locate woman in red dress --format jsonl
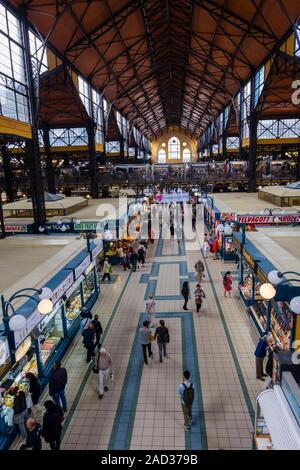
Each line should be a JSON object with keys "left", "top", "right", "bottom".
{"left": 223, "top": 271, "right": 233, "bottom": 298}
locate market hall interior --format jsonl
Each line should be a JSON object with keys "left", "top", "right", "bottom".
{"left": 0, "top": 0, "right": 300, "bottom": 453}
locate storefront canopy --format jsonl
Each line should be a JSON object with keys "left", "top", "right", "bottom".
{"left": 257, "top": 386, "right": 300, "bottom": 450}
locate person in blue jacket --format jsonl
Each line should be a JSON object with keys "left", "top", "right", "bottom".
{"left": 255, "top": 335, "right": 272, "bottom": 381}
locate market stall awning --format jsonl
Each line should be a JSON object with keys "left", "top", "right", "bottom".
{"left": 257, "top": 386, "right": 300, "bottom": 450}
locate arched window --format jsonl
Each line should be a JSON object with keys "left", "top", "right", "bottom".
{"left": 183, "top": 148, "right": 191, "bottom": 162}
{"left": 158, "top": 148, "right": 166, "bottom": 163}
{"left": 168, "top": 136, "right": 180, "bottom": 159}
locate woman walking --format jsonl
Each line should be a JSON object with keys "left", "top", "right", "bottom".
{"left": 181, "top": 281, "right": 190, "bottom": 311}
{"left": 25, "top": 373, "right": 41, "bottom": 406}
{"left": 194, "top": 259, "right": 205, "bottom": 282}
{"left": 102, "top": 258, "right": 112, "bottom": 281}
{"left": 137, "top": 244, "right": 146, "bottom": 268}
{"left": 203, "top": 240, "right": 210, "bottom": 259}
{"left": 194, "top": 284, "right": 206, "bottom": 315}
{"left": 155, "top": 320, "right": 170, "bottom": 363}
{"left": 145, "top": 295, "right": 156, "bottom": 327}
{"left": 211, "top": 237, "right": 219, "bottom": 260}
{"left": 223, "top": 271, "right": 233, "bottom": 298}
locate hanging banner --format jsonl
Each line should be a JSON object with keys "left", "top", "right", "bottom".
{"left": 51, "top": 272, "right": 74, "bottom": 304}
{"left": 155, "top": 192, "right": 190, "bottom": 203}
{"left": 74, "top": 222, "right": 99, "bottom": 231}
{"left": 221, "top": 213, "right": 235, "bottom": 221}
{"left": 5, "top": 225, "right": 28, "bottom": 233}
{"left": 0, "top": 337, "right": 10, "bottom": 367}
{"left": 74, "top": 255, "right": 91, "bottom": 279}
{"left": 91, "top": 241, "right": 103, "bottom": 260}
{"left": 237, "top": 214, "right": 300, "bottom": 224}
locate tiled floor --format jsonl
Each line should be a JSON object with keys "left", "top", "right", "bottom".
{"left": 11, "top": 208, "right": 267, "bottom": 450}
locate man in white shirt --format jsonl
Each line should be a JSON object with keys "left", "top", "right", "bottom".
{"left": 96, "top": 348, "right": 113, "bottom": 399}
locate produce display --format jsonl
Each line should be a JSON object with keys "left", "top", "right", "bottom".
{"left": 66, "top": 291, "right": 81, "bottom": 325}
{"left": 83, "top": 273, "right": 95, "bottom": 303}
{"left": 40, "top": 336, "right": 61, "bottom": 365}
{"left": 0, "top": 356, "right": 37, "bottom": 423}
{"left": 251, "top": 302, "right": 291, "bottom": 350}
{"left": 240, "top": 274, "right": 263, "bottom": 301}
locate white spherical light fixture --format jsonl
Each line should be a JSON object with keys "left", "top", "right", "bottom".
{"left": 259, "top": 283, "right": 276, "bottom": 300}
{"left": 75, "top": 219, "right": 81, "bottom": 225}
{"left": 39, "top": 287, "right": 53, "bottom": 300}
{"left": 60, "top": 224, "right": 67, "bottom": 232}
{"left": 9, "top": 315, "right": 27, "bottom": 332}
{"left": 57, "top": 220, "right": 62, "bottom": 225}
{"left": 39, "top": 226, "right": 45, "bottom": 232}
{"left": 274, "top": 216, "right": 280, "bottom": 224}
{"left": 267, "top": 270, "right": 282, "bottom": 286}
{"left": 37, "top": 298, "right": 53, "bottom": 315}
{"left": 290, "top": 296, "right": 300, "bottom": 315}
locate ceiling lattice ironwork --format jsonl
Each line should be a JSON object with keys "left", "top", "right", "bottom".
{"left": 9, "top": 0, "right": 300, "bottom": 138}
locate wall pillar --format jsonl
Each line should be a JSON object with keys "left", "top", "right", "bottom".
{"left": 247, "top": 75, "right": 258, "bottom": 192}
{"left": 1, "top": 145, "right": 14, "bottom": 202}
{"left": 43, "top": 127, "right": 56, "bottom": 194}
{"left": 87, "top": 120, "right": 98, "bottom": 198}
{"left": 21, "top": 5, "right": 46, "bottom": 230}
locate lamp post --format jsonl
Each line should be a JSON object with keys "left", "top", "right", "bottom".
{"left": 260, "top": 208, "right": 284, "bottom": 216}
{"left": 260, "top": 270, "right": 300, "bottom": 348}
{"left": 1, "top": 287, "right": 53, "bottom": 337}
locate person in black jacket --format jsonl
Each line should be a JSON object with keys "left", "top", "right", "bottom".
{"left": 20, "top": 418, "right": 42, "bottom": 450}
{"left": 25, "top": 373, "right": 41, "bottom": 405}
{"left": 181, "top": 281, "right": 189, "bottom": 311}
{"left": 130, "top": 250, "right": 138, "bottom": 272}
{"left": 49, "top": 362, "right": 68, "bottom": 413}
{"left": 82, "top": 323, "right": 96, "bottom": 363}
{"left": 91, "top": 314, "right": 103, "bottom": 349}
{"left": 155, "top": 320, "right": 170, "bottom": 363}
{"left": 42, "top": 400, "right": 62, "bottom": 450}
{"left": 11, "top": 387, "right": 27, "bottom": 439}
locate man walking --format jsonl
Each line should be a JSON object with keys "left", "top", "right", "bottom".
{"left": 102, "top": 258, "right": 112, "bottom": 282}
{"left": 177, "top": 370, "right": 194, "bottom": 432}
{"left": 95, "top": 348, "right": 113, "bottom": 399}
{"left": 194, "top": 259, "right": 205, "bottom": 282}
{"left": 255, "top": 335, "right": 271, "bottom": 381}
{"left": 155, "top": 320, "right": 170, "bottom": 363}
{"left": 49, "top": 362, "right": 68, "bottom": 413}
{"left": 130, "top": 249, "right": 138, "bottom": 272}
{"left": 91, "top": 314, "right": 103, "bottom": 349}
{"left": 82, "top": 323, "right": 96, "bottom": 363}
{"left": 139, "top": 320, "right": 153, "bottom": 365}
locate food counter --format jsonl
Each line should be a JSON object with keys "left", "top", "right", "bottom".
{"left": 0, "top": 345, "right": 37, "bottom": 429}
{"left": 38, "top": 303, "right": 65, "bottom": 366}
{"left": 83, "top": 264, "right": 96, "bottom": 304}
{"left": 250, "top": 300, "right": 291, "bottom": 350}
{"left": 65, "top": 286, "right": 82, "bottom": 328}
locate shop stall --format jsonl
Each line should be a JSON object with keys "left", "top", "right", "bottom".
{"left": 253, "top": 372, "right": 300, "bottom": 450}
{"left": 0, "top": 334, "right": 38, "bottom": 449}
{"left": 234, "top": 233, "right": 300, "bottom": 351}
{"left": 64, "top": 250, "right": 99, "bottom": 335}
{"left": 0, "top": 248, "right": 100, "bottom": 448}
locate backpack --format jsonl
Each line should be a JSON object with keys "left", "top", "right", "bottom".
{"left": 182, "top": 383, "right": 194, "bottom": 406}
